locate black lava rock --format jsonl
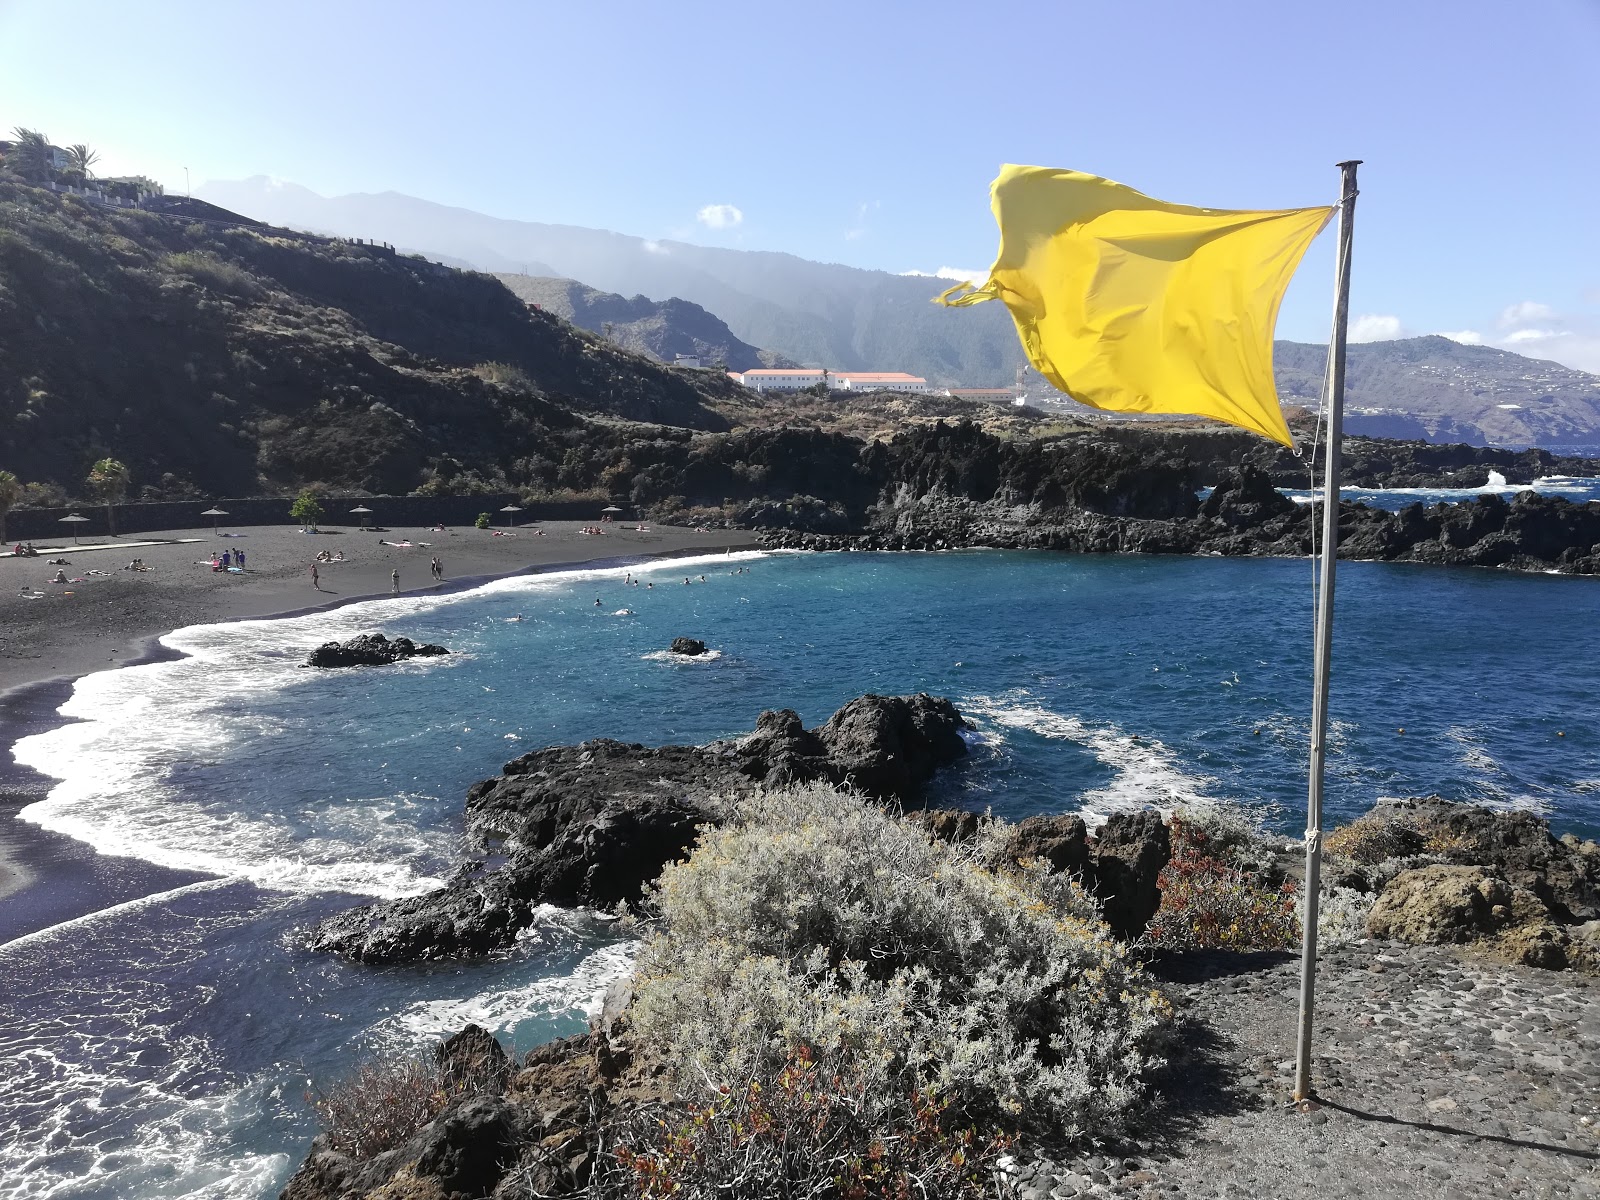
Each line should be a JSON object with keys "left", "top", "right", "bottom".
{"left": 306, "top": 632, "right": 449, "bottom": 668}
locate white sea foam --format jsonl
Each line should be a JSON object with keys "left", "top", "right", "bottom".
{"left": 9, "top": 551, "right": 774, "bottom": 897}
{"left": 961, "top": 693, "right": 1215, "bottom": 820}
{"left": 1445, "top": 725, "right": 1504, "bottom": 777}
{"left": 641, "top": 648, "right": 724, "bottom": 663}
{"left": 375, "top": 939, "right": 639, "bottom": 1048}
{"left": 1284, "top": 475, "right": 1600, "bottom": 506}
{"left": 0, "top": 878, "right": 240, "bottom": 956}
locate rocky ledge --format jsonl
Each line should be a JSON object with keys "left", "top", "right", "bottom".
{"left": 305, "top": 693, "right": 970, "bottom": 963}
{"left": 306, "top": 633, "right": 450, "bottom": 669}
{"left": 760, "top": 463, "right": 1600, "bottom": 576}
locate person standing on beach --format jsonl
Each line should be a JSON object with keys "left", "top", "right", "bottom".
{"left": 391, "top": 569, "right": 400, "bottom": 595}
{"left": 311, "top": 563, "right": 320, "bottom": 590}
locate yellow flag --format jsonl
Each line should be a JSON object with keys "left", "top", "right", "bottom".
{"left": 939, "top": 165, "right": 1333, "bottom": 446}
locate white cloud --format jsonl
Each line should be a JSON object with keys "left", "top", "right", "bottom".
{"left": 1435, "top": 330, "right": 1482, "bottom": 345}
{"left": 1498, "top": 300, "right": 1557, "bottom": 328}
{"left": 901, "top": 266, "right": 990, "bottom": 284}
{"left": 696, "top": 203, "right": 743, "bottom": 230}
{"left": 1503, "top": 328, "right": 1569, "bottom": 343}
{"left": 1348, "top": 314, "right": 1406, "bottom": 342}
{"left": 642, "top": 239, "right": 667, "bottom": 255}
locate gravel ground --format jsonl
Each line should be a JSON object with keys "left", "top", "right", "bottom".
{"left": 1006, "top": 940, "right": 1599, "bottom": 1199}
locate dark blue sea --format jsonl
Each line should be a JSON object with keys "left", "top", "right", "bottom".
{"left": 4, "top": 532, "right": 1599, "bottom": 1196}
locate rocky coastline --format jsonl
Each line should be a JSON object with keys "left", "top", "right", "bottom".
{"left": 305, "top": 693, "right": 971, "bottom": 963}
{"left": 284, "top": 692, "right": 1600, "bottom": 1200}
{"left": 759, "top": 461, "right": 1600, "bottom": 576}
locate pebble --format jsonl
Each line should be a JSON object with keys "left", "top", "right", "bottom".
{"left": 1004, "top": 941, "right": 1599, "bottom": 1200}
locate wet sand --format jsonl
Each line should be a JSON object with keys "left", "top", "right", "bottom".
{"left": 0, "top": 519, "right": 755, "bottom": 695}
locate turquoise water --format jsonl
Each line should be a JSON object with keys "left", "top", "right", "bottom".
{"left": 3, "top": 547, "right": 1598, "bottom": 1197}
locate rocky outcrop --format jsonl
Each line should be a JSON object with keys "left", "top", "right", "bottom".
{"left": 1365, "top": 865, "right": 1572, "bottom": 970}
{"left": 761, "top": 467, "right": 1600, "bottom": 577}
{"left": 668, "top": 637, "right": 707, "bottom": 656}
{"left": 1331, "top": 797, "right": 1600, "bottom": 972}
{"left": 306, "top": 633, "right": 449, "bottom": 669}
{"left": 305, "top": 694, "right": 969, "bottom": 963}
{"left": 279, "top": 1024, "right": 518, "bottom": 1200}
{"left": 914, "top": 808, "right": 1174, "bottom": 940}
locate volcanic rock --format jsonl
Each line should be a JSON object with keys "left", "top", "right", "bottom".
{"left": 306, "top": 632, "right": 449, "bottom": 668}
{"left": 306, "top": 694, "right": 969, "bottom": 963}
{"left": 668, "top": 637, "right": 707, "bottom": 656}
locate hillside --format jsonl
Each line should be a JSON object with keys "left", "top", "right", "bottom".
{"left": 495, "top": 275, "right": 796, "bottom": 372}
{"left": 198, "top": 177, "right": 1026, "bottom": 386}
{"left": 1274, "top": 336, "right": 1600, "bottom": 453}
{"left": 197, "top": 178, "right": 1600, "bottom": 452}
{"left": 0, "top": 179, "right": 729, "bottom": 497}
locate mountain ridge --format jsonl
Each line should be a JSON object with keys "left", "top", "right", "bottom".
{"left": 198, "top": 176, "right": 1600, "bottom": 451}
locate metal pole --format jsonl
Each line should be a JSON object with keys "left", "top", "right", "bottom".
{"left": 1294, "top": 159, "right": 1360, "bottom": 1105}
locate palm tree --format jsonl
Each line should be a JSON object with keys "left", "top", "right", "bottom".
{"left": 4, "top": 128, "right": 54, "bottom": 183}
{"left": 0, "top": 470, "right": 20, "bottom": 544}
{"left": 86, "top": 457, "right": 130, "bottom": 537}
{"left": 64, "top": 144, "right": 99, "bottom": 182}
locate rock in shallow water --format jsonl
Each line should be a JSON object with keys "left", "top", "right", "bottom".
{"left": 305, "top": 693, "right": 969, "bottom": 963}
{"left": 305, "top": 632, "right": 449, "bottom": 668}
{"left": 668, "top": 636, "right": 707, "bottom": 656}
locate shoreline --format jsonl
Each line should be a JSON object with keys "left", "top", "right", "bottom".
{"left": 0, "top": 525, "right": 759, "bottom": 940}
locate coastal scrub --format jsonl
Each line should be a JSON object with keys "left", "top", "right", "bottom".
{"left": 627, "top": 783, "right": 1171, "bottom": 1147}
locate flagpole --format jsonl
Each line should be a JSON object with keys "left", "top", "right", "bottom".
{"left": 1293, "top": 159, "right": 1360, "bottom": 1106}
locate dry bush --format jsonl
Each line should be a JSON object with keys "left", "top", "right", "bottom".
{"left": 628, "top": 783, "right": 1170, "bottom": 1146}
{"left": 596, "top": 1048, "right": 1011, "bottom": 1199}
{"left": 307, "top": 1041, "right": 507, "bottom": 1161}
{"left": 1143, "top": 815, "right": 1299, "bottom": 951}
{"left": 1323, "top": 815, "right": 1424, "bottom": 864}
{"left": 163, "top": 250, "right": 263, "bottom": 298}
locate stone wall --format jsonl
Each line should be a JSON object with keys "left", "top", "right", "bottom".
{"left": 5, "top": 496, "right": 623, "bottom": 542}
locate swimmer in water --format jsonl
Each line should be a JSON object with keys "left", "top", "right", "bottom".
{"left": 699, "top": 575, "right": 706, "bottom": 582}
{"left": 508, "top": 614, "right": 523, "bottom": 622}
{"left": 595, "top": 597, "right": 602, "bottom": 606}
{"left": 647, "top": 582, "right": 653, "bottom": 589}
{"left": 684, "top": 577, "right": 690, "bottom": 585}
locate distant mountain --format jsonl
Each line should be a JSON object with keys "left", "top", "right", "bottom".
{"left": 496, "top": 275, "right": 796, "bottom": 372}
{"left": 192, "top": 179, "right": 1600, "bottom": 450}
{"left": 198, "top": 177, "right": 1026, "bottom": 386}
{"left": 1274, "top": 337, "right": 1600, "bottom": 452}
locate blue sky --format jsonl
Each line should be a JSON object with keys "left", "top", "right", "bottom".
{"left": 3, "top": 0, "right": 1597, "bottom": 369}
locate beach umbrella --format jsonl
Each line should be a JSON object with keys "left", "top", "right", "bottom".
{"left": 201, "top": 506, "right": 229, "bottom": 533}
{"left": 601, "top": 506, "right": 622, "bottom": 512}
{"left": 499, "top": 504, "right": 522, "bottom": 528}
{"left": 349, "top": 504, "right": 373, "bottom": 529}
{"left": 59, "top": 513, "right": 90, "bottom": 545}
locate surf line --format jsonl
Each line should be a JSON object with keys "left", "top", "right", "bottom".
{"left": 0, "top": 876, "right": 240, "bottom": 956}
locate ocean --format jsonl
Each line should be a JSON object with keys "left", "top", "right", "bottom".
{"left": 3, "top": 511, "right": 1599, "bottom": 1197}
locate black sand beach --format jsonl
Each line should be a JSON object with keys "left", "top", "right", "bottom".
{"left": 0, "top": 519, "right": 755, "bottom": 935}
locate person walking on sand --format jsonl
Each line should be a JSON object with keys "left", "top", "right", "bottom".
{"left": 311, "top": 563, "right": 320, "bottom": 590}
{"left": 391, "top": 569, "right": 400, "bottom": 595}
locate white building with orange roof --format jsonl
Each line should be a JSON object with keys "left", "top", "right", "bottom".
{"left": 831, "top": 371, "right": 930, "bottom": 394}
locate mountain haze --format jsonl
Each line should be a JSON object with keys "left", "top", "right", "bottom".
{"left": 198, "top": 177, "right": 1026, "bottom": 385}
{"left": 496, "top": 275, "right": 796, "bottom": 372}
{"left": 198, "top": 178, "right": 1600, "bottom": 451}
